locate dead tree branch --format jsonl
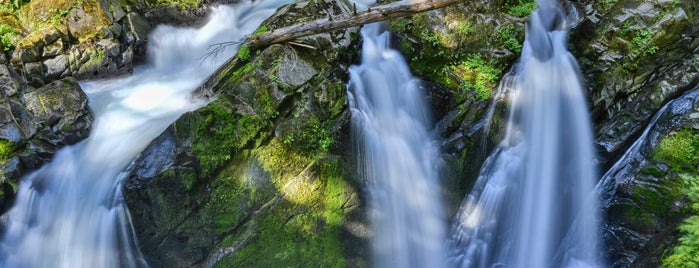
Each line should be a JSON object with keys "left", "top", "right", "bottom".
{"left": 244, "top": 0, "right": 464, "bottom": 50}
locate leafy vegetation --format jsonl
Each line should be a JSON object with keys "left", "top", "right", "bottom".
{"left": 662, "top": 175, "right": 699, "bottom": 267}
{"left": 0, "top": 23, "right": 19, "bottom": 51}
{"left": 652, "top": 129, "right": 699, "bottom": 266}
{"left": 237, "top": 44, "right": 251, "bottom": 61}
{"left": 390, "top": 13, "right": 508, "bottom": 102}
{"left": 506, "top": 0, "right": 536, "bottom": 17}
{"left": 497, "top": 24, "right": 523, "bottom": 54}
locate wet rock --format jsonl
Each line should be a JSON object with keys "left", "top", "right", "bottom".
{"left": 124, "top": 0, "right": 366, "bottom": 267}
{"left": 22, "top": 77, "right": 92, "bottom": 146}
{"left": 570, "top": 0, "right": 699, "bottom": 163}
{"left": 599, "top": 85, "right": 699, "bottom": 267}
{"left": 43, "top": 55, "right": 68, "bottom": 79}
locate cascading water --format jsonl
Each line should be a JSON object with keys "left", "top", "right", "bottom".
{"left": 450, "top": 1, "right": 603, "bottom": 267}
{"left": 348, "top": 23, "right": 447, "bottom": 268}
{"left": 0, "top": 1, "right": 289, "bottom": 267}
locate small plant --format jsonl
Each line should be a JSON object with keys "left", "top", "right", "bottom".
{"left": 238, "top": 44, "right": 251, "bottom": 61}
{"left": 632, "top": 28, "right": 658, "bottom": 56}
{"left": 252, "top": 25, "right": 268, "bottom": 35}
{"left": 662, "top": 175, "right": 699, "bottom": 267}
{"left": 497, "top": 24, "right": 522, "bottom": 53}
{"left": 507, "top": 0, "right": 537, "bottom": 17}
{"left": 0, "top": 24, "right": 19, "bottom": 51}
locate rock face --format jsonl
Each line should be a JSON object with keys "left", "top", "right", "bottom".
{"left": 0, "top": 62, "right": 92, "bottom": 211}
{"left": 599, "top": 86, "right": 699, "bottom": 267}
{"left": 0, "top": 0, "right": 694, "bottom": 266}
{"left": 2, "top": 0, "right": 151, "bottom": 84}
{"left": 123, "top": 0, "right": 367, "bottom": 267}
{"left": 570, "top": 0, "right": 699, "bottom": 164}
{"left": 390, "top": 0, "right": 699, "bottom": 266}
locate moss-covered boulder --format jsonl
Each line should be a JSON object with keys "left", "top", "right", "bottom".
{"left": 598, "top": 85, "right": 699, "bottom": 267}
{"left": 123, "top": 0, "right": 368, "bottom": 267}
{"left": 0, "top": 0, "right": 153, "bottom": 83}
{"left": 0, "top": 63, "right": 92, "bottom": 212}
{"left": 570, "top": 0, "right": 699, "bottom": 162}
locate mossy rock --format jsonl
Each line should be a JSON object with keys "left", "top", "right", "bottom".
{"left": 601, "top": 88, "right": 699, "bottom": 267}
{"left": 388, "top": 0, "right": 533, "bottom": 102}
{"left": 570, "top": 0, "right": 699, "bottom": 158}
{"left": 124, "top": 0, "right": 367, "bottom": 266}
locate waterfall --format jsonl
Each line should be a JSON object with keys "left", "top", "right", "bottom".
{"left": 0, "top": 1, "right": 289, "bottom": 267}
{"left": 449, "top": 1, "right": 603, "bottom": 267}
{"left": 348, "top": 23, "right": 448, "bottom": 268}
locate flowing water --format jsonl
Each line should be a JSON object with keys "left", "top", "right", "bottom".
{"left": 449, "top": 1, "right": 602, "bottom": 267}
{"left": 0, "top": 1, "right": 288, "bottom": 267}
{"left": 348, "top": 23, "right": 447, "bottom": 268}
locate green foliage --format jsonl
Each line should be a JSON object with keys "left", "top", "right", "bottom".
{"left": 653, "top": 129, "right": 699, "bottom": 174}
{"left": 497, "top": 24, "right": 522, "bottom": 53}
{"left": 237, "top": 44, "right": 251, "bottom": 61}
{"left": 0, "top": 24, "right": 19, "bottom": 51}
{"left": 655, "top": 130, "right": 699, "bottom": 266}
{"left": 281, "top": 121, "right": 334, "bottom": 157}
{"left": 0, "top": 139, "right": 13, "bottom": 162}
{"left": 455, "top": 55, "right": 502, "bottom": 100}
{"left": 392, "top": 16, "right": 503, "bottom": 102}
{"left": 662, "top": 175, "right": 699, "bottom": 267}
{"left": 620, "top": 20, "right": 660, "bottom": 57}
{"left": 252, "top": 25, "right": 268, "bottom": 34}
{"left": 601, "top": 0, "right": 618, "bottom": 10}
{"left": 11, "top": 0, "right": 29, "bottom": 11}
{"left": 633, "top": 28, "right": 659, "bottom": 56}
{"left": 506, "top": 0, "right": 537, "bottom": 17}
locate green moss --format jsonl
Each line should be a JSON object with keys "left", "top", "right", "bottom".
{"left": 146, "top": 0, "right": 202, "bottom": 10}
{"left": 0, "top": 139, "right": 13, "bottom": 162}
{"left": 640, "top": 166, "right": 669, "bottom": 178}
{"left": 252, "top": 25, "right": 268, "bottom": 34}
{"left": 190, "top": 100, "right": 271, "bottom": 178}
{"left": 237, "top": 44, "right": 251, "bottom": 61}
{"left": 0, "top": 23, "right": 18, "bottom": 51}
{"left": 215, "top": 157, "right": 353, "bottom": 268}
{"left": 453, "top": 55, "right": 502, "bottom": 100}
{"left": 281, "top": 119, "right": 334, "bottom": 158}
{"left": 390, "top": 12, "right": 508, "bottom": 102}
{"left": 653, "top": 129, "right": 699, "bottom": 174}
{"left": 505, "top": 0, "right": 537, "bottom": 17}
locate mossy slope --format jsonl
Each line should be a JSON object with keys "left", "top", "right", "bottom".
{"left": 123, "top": 0, "right": 368, "bottom": 267}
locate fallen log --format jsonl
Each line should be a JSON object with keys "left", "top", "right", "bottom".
{"left": 244, "top": 0, "right": 464, "bottom": 49}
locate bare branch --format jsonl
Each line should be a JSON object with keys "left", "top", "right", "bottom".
{"left": 244, "top": 0, "right": 464, "bottom": 50}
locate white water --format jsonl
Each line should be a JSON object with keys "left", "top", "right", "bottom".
{"left": 0, "top": 1, "right": 289, "bottom": 267}
{"left": 348, "top": 23, "right": 447, "bottom": 268}
{"left": 450, "top": 1, "right": 602, "bottom": 267}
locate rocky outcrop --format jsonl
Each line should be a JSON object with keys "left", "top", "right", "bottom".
{"left": 0, "top": 60, "right": 92, "bottom": 211}
{"left": 570, "top": 0, "right": 699, "bottom": 165}
{"left": 123, "top": 0, "right": 367, "bottom": 267}
{"left": 2, "top": 0, "right": 151, "bottom": 84}
{"left": 390, "top": 0, "right": 699, "bottom": 266}
{"left": 599, "top": 85, "right": 699, "bottom": 267}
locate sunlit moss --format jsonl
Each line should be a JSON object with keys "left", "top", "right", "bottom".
{"left": 653, "top": 129, "right": 699, "bottom": 174}
{"left": 214, "top": 157, "right": 354, "bottom": 267}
